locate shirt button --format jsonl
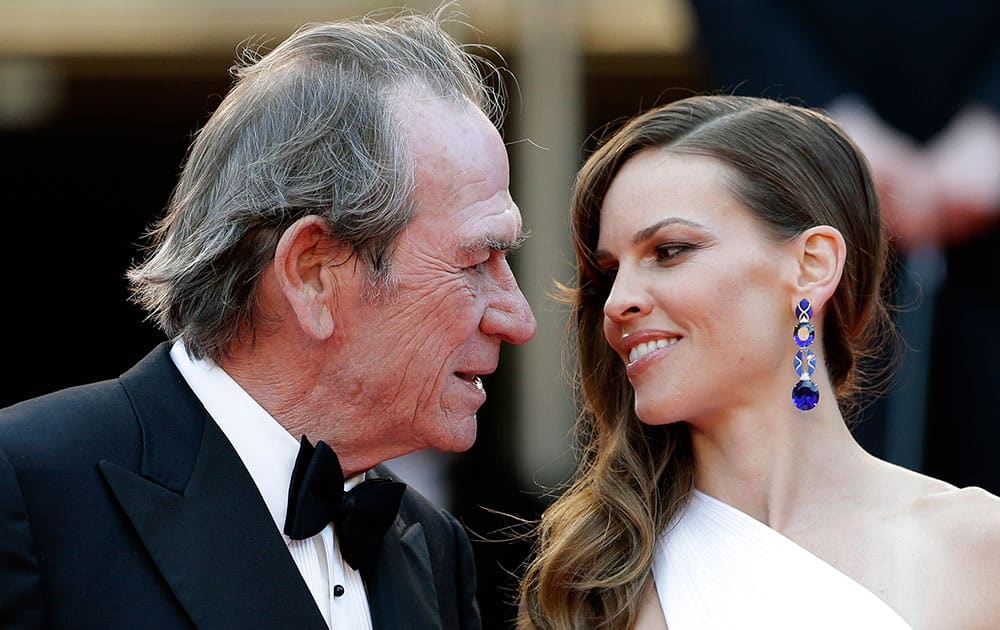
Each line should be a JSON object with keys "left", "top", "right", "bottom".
{"left": 333, "top": 584, "right": 345, "bottom": 597}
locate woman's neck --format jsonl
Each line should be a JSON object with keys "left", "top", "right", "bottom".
{"left": 688, "top": 399, "right": 873, "bottom": 533}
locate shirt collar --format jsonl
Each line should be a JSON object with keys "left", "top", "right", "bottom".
{"left": 169, "top": 340, "right": 301, "bottom": 536}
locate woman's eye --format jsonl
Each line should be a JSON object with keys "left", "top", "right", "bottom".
{"left": 655, "top": 243, "right": 692, "bottom": 262}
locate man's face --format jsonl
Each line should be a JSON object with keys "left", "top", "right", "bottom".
{"left": 328, "top": 95, "right": 536, "bottom": 456}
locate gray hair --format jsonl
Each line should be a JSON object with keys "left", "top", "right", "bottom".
{"left": 127, "top": 7, "right": 504, "bottom": 361}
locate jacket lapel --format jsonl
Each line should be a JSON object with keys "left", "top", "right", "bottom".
{"left": 366, "top": 518, "right": 442, "bottom": 630}
{"left": 99, "top": 345, "right": 326, "bottom": 629}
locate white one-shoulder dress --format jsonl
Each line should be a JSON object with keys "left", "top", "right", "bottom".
{"left": 651, "top": 490, "right": 914, "bottom": 629}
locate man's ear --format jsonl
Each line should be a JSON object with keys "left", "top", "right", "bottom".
{"left": 273, "top": 215, "right": 344, "bottom": 340}
{"left": 794, "top": 225, "right": 846, "bottom": 309}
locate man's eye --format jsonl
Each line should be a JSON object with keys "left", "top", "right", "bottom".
{"left": 467, "top": 249, "right": 508, "bottom": 273}
{"left": 466, "top": 254, "right": 492, "bottom": 273}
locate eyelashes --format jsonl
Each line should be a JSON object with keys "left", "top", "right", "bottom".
{"left": 596, "top": 241, "right": 700, "bottom": 278}
{"left": 654, "top": 242, "right": 699, "bottom": 262}
{"left": 465, "top": 249, "right": 511, "bottom": 275}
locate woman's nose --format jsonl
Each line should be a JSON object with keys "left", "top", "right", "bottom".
{"left": 603, "top": 268, "right": 652, "bottom": 323}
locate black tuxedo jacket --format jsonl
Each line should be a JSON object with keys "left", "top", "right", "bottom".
{"left": 0, "top": 344, "right": 481, "bottom": 629}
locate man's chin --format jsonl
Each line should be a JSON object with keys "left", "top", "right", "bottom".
{"left": 438, "top": 415, "right": 478, "bottom": 453}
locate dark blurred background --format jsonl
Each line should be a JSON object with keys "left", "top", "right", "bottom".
{"left": 3, "top": 2, "right": 997, "bottom": 628}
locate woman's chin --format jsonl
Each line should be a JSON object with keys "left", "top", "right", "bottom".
{"left": 634, "top": 402, "right": 681, "bottom": 426}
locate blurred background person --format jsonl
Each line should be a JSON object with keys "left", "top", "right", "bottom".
{"left": 687, "top": 0, "right": 1000, "bottom": 492}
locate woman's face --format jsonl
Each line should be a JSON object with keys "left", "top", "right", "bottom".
{"left": 595, "top": 149, "right": 798, "bottom": 426}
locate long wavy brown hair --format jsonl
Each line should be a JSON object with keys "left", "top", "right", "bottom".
{"left": 518, "top": 95, "right": 894, "bottom": 629}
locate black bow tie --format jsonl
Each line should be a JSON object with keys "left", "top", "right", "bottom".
{"left": 284, "top": 436, "right": 406, "bottom": 576}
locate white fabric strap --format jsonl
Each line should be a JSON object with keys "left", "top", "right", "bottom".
{"left": 652, "top": 490, "right": 913, "bottom": 630}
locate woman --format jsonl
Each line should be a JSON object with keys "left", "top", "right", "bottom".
{"left": 518, "top": 95, "right": 1000, "bottom": 629}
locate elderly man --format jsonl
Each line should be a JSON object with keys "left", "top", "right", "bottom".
{"left": 0, "top": 9, "right": 535, "bottom": 629}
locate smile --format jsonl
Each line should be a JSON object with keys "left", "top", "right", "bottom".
{"left": 628, "top": 337, "right": 679, "bottom": 364}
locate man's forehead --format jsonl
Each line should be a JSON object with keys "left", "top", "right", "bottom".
{"left": 395, "top": 91, "right": 519, "bottom": 253}
{"left": 400, "top": 95, "right": 507, "bottom": 184}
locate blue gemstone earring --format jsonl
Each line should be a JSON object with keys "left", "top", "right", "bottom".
{"left": 792, "top": 298, "right": 820, "bottom": 411}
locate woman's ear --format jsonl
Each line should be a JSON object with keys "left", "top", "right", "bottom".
{"left": 794, "top": 225, "right": 846, "bottom": 309}
{"left": 272, "top": 215, "right": 343, "bottom": 340}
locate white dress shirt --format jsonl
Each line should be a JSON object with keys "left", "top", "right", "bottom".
{"left": 170, "top": 340, "right": 374, "bottom": 629}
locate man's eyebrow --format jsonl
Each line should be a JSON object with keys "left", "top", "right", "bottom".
{"left": 461, "top": 230, "right": 530, "bottom": 253}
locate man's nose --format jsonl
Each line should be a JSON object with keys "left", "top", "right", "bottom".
{"left": 482, "top": 262, "right": 537, "bottom": 344}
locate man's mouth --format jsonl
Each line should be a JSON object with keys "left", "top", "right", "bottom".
{"left": 456, "top": 372, "right": 485, "bottom": 391}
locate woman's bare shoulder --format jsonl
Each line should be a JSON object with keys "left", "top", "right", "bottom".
{"left": 863, "top": 460, "right": 1000, "bottom": 628}
{"left": 883, "top": 463, "right": 1000, "bottom": 570}
{"left": 918, "top": 485, "right": 1000, "bottom": 548}
{"left": 872, "top": 455, "right": 998, "bottom": 525}
{"left": 910, "top": 485, "right": 1000, "bottom": 628}
{"left": 914, "top": 484, "right": 1000, "bottom": 536}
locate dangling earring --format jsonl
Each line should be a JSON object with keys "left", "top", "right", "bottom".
{"left": 792, "top": 298, "right": 819, "bottom": 411}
